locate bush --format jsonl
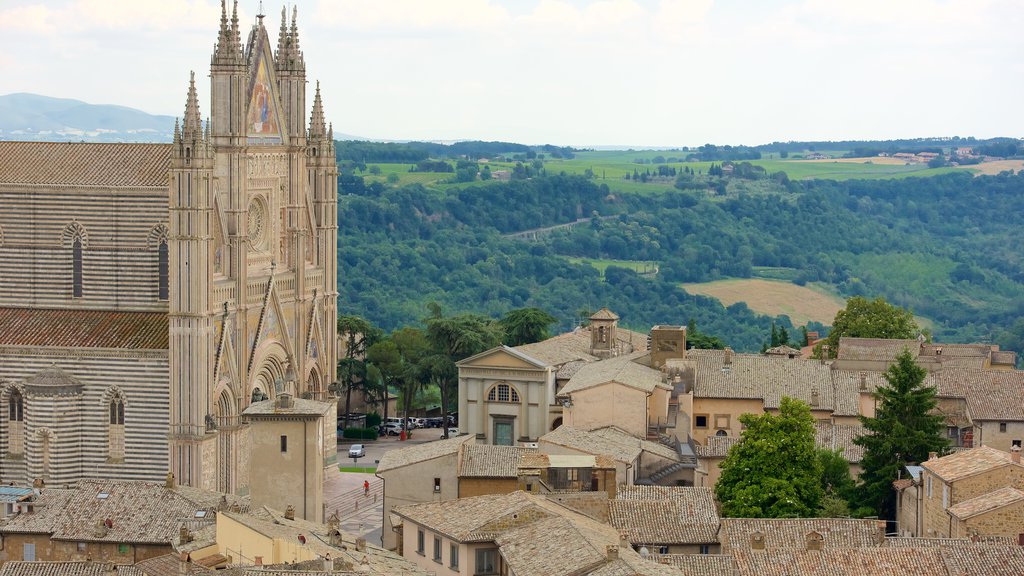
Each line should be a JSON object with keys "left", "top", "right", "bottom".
{"left": 365, "top": 412, "right": 382, "bottom": 428}
{"left": 341, "top": 427, "right": 379, "bottom": 440}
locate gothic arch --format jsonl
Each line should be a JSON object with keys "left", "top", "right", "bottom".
{"left": 100, "top": 385, "right": 128, "bottom": 408}
{"left": 60, "top": 221, "right": 89, "bottom": 248}
{"left": 146, "top": 223, "right": 170, "bottom": 249}
{"left": 212, "top": 385, "right": 237, "bottom": 418}
{"left": 250, "top": 342, "right": 289, "bottom": 402}
{"left": 305, "top": 366, "right": 322, "bottom": 399}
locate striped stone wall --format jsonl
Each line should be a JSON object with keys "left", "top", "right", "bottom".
{"left": 0, "top": 185, "right": 170, "bottom": 312}
{"left": 0, "top": 347, "right": 169, "bottom": 485}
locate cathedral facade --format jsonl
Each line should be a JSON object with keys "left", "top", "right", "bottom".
{"left": 0, "top": 2, "right": 338, "bottom": 494}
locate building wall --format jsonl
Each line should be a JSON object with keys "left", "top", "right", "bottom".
{"left": 399, "top": 521, "right": 472, "bottom": 576}
{"left": 0, "top": 348, "right": 169, "bottom": 485}
{"left": 895, "top": 484, "right": 922, "bottom": 537}
{"left": 0, "top": 185, "right": 169, "bottom": 312}
{"left": 215, "top": 513, "right": 318, "bottom": 565}
{"left": 566, "top": 384, "right": 648, "bottom": 438}
{"left": 379, "top": 451, "right": 460, "bottom": 550}
{"left": 247, "top": 414, "right": 325, "bottom": 523}
{"left": 458, "top": 478, "right": 517, "bottom": 499}
{"left": 921, "top": 465, "right": 1024, "bottom": 537}
{"left": 951, "top": 499, "right": 1024, "bottom": 539}
{"left": 975, "top": 421, "right": 1024, "bottom": 452}
{"left": 0, "top": 533, "right": 170, "bottom": 564}
{"left": 690, "top": 398, "right": 763, "bottom": 445}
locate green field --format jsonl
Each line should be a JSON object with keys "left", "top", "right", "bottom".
{"left": 566, "top": 257, "right": 659, "bottom": 277}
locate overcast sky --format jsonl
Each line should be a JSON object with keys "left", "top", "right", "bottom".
{"left": 1, "top": 0, "right": 1022, "bottom": 147}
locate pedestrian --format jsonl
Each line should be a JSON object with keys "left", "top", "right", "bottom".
{"left": 363, "top": 479, "right": 370, "bottom": 497}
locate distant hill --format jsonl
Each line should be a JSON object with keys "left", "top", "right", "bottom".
{"left": 0, "top": 93, "right": 175, "bottom": 142}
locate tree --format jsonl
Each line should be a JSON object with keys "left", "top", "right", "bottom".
{"left": 423, "top": 305, "right": 503, "bottom": 438}
{"left": 816, "top": 296, "right": 919, "bottom": 358}
{"left": 854, "top": 348, "right": 947, "bottom": 520}
{"left": 336, "top": 315, "right": 381, "bottom": 429}
{"left": 715, "top": 397, "right": 823, "bottom": 517}
{"left": 817, "top": 448, "right": 856, "bottom": 516}
{"left": 500, "top": 307, "right": 558, "bottom": 346}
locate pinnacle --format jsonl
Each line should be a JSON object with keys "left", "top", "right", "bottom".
{"left": 308, "top": 80, "right": 327, "bottom": 139}
{"left": 182, "top": 71, "right": 202, "bottom": 140}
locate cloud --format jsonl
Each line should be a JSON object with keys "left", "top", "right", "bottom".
{"left": 312, "top": 0, "right": 509, "bottom": 32}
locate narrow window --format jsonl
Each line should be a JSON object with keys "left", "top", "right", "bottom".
{"left": 108, "top": 397, "right": 125, "bottom": 462}
{"left": 1001, "top": 422, "right": 1008, "bottom": 433}
{"left": 433, "top": 477, "right": 441, "bottom": 492}
{"left": 433, "top": 537, "right": 442, "bottom": 562}
{"left": 416, "top": 529, "right": 424, "bottom": 554}
{"left": 72, "top": 238, "right": 83, "bottom": 298}
{"left": 280, "top": 435, "right": 287, "bottom": 453}
{"left": 450, "top": 544, "right": 459, "bottom": 569}
{"left": 699, "top": 544, "right": 709, "bottom": 554}
{"left": 475, "top": 548, "right": 497, "bottom": 575}
{"left": 158, "top": 240, "right": 169, "bottom": 301}
{"left": 8, "top": 391, "right": 24, "bottom": 456}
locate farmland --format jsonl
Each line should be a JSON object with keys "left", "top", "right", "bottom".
{"left": 681, "top": 278, "right": 847, "bottom": 327}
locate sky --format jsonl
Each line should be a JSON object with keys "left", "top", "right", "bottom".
{"left": 1, "top": 0, "right": 1022, "bottom": 147}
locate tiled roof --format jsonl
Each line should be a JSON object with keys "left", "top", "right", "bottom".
{"left": 696, "top": 423, "right": 865, "bottom": 463}
{"left": 493, "top": 515, "right": 608, "bottom": 576}
{"left": 948, "top": 486, "right": 1024, "bottom": 520}
{"left": 134, "top": 554, "right": 213, "bottom": 576}
{"left": 941, "top": 544, "right": 1024, "bottom": 575}
{"left": 0, "top": 142, "right": 172, "bottom": 188}
{"left": 376, "top": 434, "right": 474, "bottom": 474}
{"left": 830, "top": 369, "right": 893, "bottom": 416}
{"left": 921, "top": 446, "right": 1016, "bottom": 482}
{"left": 0, "top": 307, "right": 168, "bottom": 350}
{"left": 0, "top": 563, "right": 143, "bottom": 576}
{"left": 588, "top": 554, "right": 693, "bottom": 576}
{"left": 590, "top": 308, "right": 620, "bottom": 321}
{"left": 609, "top": 486, "right": 719, "bottom": 545}
{"left": 540, "top": 426, "right": 679, "bottom": 464}
{"left": 657, "top": 554, "right": 737, "bottom": 576}
{"left": 518, "top": 452, "right": 617, "bottom": 472}
{"left": 719, "top": 518, "right": 884, "bottom": 552}
{"left": 764, "top": 345, "right": 802, "bottom": 357}
{"left": 48, "top": 480, "right": 205, "bottom": 544}
{"left": 0, "top": 488, "right": 76, "bottom": 534}
{"left": 732, "top": 547, "right": 947, "bottom": 576}
{"left": 459, "top": 444, "right": 536, "bottom": 478}
{"left": 241, "top": 396, "right": 333, "bottom": 417}
{"left": 934, "top": 369, "right": 1024, "bottom": 421}
{"left": 560, "top": 351, "right": 668, "bottom": 395}
{"left": 393, "top": 491, "right": 546, "bottom": 543}
{"left": 514, "top": 326, "right": 649, "bottom": 369}
{"left": 688, "top": 349, "right": 835, "bottom": 410}
{"left": 836, "top": 338, "right": 921, "bottom": 361}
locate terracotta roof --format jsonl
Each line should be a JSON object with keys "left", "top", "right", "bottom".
{"left": 0, "top": 563, "right": 143, "bottom": 576}
{"left": 0, "top": 307, "right": 168, "bottom": 350}
{"left": 941, "top": 543, "right": 1024, "bottom": 575}
{"left": 688, "top": 349, "right": 835, "bottom": 410}
{"left": 732, "top": 547, "right": 947, "bottom": 576}
{"left": 590, "top": 308, "right": 620, "bottom": 321}
{"left": 948, "top": 486, "right": 1024, "bottom": 520}
{"left": 514, "top": 326, "right": 649, "bottom": 369}
{"left": 519, "top": 452, "right": 617, "bottom": 472}
{"left": 836, "top": 338, "right": 921, "bottom": 362}
{"left": 657, "top": 554, "right": 737, "bottom": 576}
{"left": 560, "top": 351, "right": 668, "bottom": 395}
{"left": 394, "top": 492, "right": 548, "bottom": 543}
{"left": 0, "top": 142, "right": 172, "bottom": 188}
{"left": 459, "top": 444, "right": 536, "bottom": 478}
{"left": 0, "top": 488, "right": 76, "bottom": 534}
{"left": 540, "top": 426, "right": 679, "bottom": 464}
{"left": 719, "top": 518, "right": 885, "bottom": 552}
{"left": 934, "top": 369, "right": 1024, "bottom": 421}
{"left": 609, "top": 486, "right": 720, "bottom": 545}
{"left": 493, "top": 515, "right": 609, "bottom": 576}
{"left": 921, "top": 446, "right": 1017, "bottom": 482}
{"left": 241, "top": 395, "right": 333, "bottom": 417}
{"left": 764, "top": 345, "right": 802, "bottom": 357}
{"left": 376, "top": 434, "right": 474, "bottom": 474}
{"left": 696, "top": 436, "right": 741, "bottom": 458}
{"left": 588, "top": 554, "right": 692, "bottom": 576}
{"left": 134, "top": 554, "right": 213, "bottom": 576}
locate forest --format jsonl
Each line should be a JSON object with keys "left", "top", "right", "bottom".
{"left": 338, "top": 158, "right": 1024, "bottom": 353}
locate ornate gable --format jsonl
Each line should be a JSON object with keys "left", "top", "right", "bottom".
{"left": 245, "top": 24, "right": 286, "bottom": 144}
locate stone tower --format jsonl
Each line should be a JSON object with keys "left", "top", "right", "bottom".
{"left": 589, "top": 308, "right": 620, "bottom": 358}
{"left": 167, "top": 2, "right": 339, "bottom": 494}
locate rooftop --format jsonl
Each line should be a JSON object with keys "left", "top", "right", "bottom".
{"left": 609, "top": 486, "right": 720, "bottom": 545}
{"left": 0, "top": 142, "right": 172, "bottom": 188}
{"left": 559, "top": 351, "right": 668, "bottom": 396}
{"left": 657, "top": 554, "right": 737, "bottom": 576}
{"left": 241, "top": 395, "right": 333, "bottom": 417}
{"left": 458, "top": 444, "right": 536, "bottom": 478}
{"left": 376, "top": 434, "right": 474, "bottom": 474}
{"left": 0, "top": 307, "right": 169, "bottom": 350}
{"left": 0, "top": 563, "right": 143, "bottom": 576}
{"left": 836, "top": 337, "right": 921, "bottom": 362}
{"left": 688, "top": 349, "right": 835, "bottom": 410}
{"left": 948, "top": 486, "right": 1024, "bottom": 520}
{"left": 540, "top": 425, "right": 679, "bottom": 465}
{"left": 921, "top": 446, "right": 1017, "bottom": 482}
{"left": 718, "top": 518, "right": 885, "bottom": 552}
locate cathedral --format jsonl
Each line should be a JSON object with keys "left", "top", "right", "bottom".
{"left": 0, "top": 2, "right": 338, "bottom": 495}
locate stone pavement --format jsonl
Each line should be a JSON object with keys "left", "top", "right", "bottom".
{"left": 324, "top": 467, "right": 384, "bottom": 545}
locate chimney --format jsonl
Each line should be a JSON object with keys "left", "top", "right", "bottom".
{"left": 179, "top": 526, "right": 193, "bottom": 544}
{"left": 165, "top": 471, "right": 175, "bottom": 489}
{"left": 605, "top": 545, "right": 618, "bottom": 561}
{"left": 820, "top": 345, "right": 829, "bottom": 364}
{"left": 32, "top": 478, "right": 44, "bottom": 489}
{"left": 810, "top": 387, "right": 819, "bottom": 407}
{"left": 859, "top": 372, "right": 867, "bottom": 391}
{"left": 104, "top": 563, "right": 117, "bottom": 576}
{"left": 254, "top": 557, "right": 263, "bottom": 566}
{"left": 928, "top": 452, "right": 938, "bottom": 461}
{"left": 323, "top": 554, "right": 334, "bottom": 572}
{"left": 1012, "top": 445, "right": 1021, "bottom": 464}
{"left": 724, "top": 347, "right": 733, "bottom": 365}
{"left": 619, "top": 533, "right": 630, "bottom": 548}
{"left": 355, "top": 537, "right": 366, "bottom": 552}
{"left": 284, "top": 504, "right": 296, "bottom": 520}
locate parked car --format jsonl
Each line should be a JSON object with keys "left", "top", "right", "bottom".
{"left": 381, "top": 423, "right": 403, "bottom": 436}
{"left": 441, "top": 427, "right": 460, "bottom": 438}
{"left": 348, "top": 444, "right": 366, "bottom": 458}
{"left": 425, "top": 417, "right": 444, "bottom": 428}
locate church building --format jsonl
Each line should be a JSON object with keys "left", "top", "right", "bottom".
{"left": 0, "top": 2, "right": 338, "bottom": 495}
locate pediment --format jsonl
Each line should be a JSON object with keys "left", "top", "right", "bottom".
{"left": 245, "top": 26, "right": 286, "bottom": 144}
{"left": 458, "top": 345, "right": 547, "bottom": 370}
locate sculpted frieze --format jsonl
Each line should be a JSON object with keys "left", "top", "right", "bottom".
{"left": 246, "top": 154, "right": 288, "bottom": 180}
{"left": 460, "top": 367, "right": 544, "bottom": 380}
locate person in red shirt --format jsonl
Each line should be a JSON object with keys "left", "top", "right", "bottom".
{"left": 363, "top": 479, "right": 370, "bottom": 497}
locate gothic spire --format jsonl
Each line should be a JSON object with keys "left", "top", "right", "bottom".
{"left": 182, "top": 72, "right": 202, "bottom": 140}
{"left": 308, "top": 81, "right": 326, "bottom": 139}
{"left": 290, "top": 6, "right": 301, "bottom": 54}
{"left": 173, "top": 117, "right": 181, "bottom": 143}
{"left": 230, "top": 0, "right": 241, "bottom": 50}
{"left": 277, "top": 6, "right": 288, "bottom": 56}
{"left": 214, "top": 0, "right": 241, "bottom": 62}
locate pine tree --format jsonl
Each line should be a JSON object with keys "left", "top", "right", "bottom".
{"left": 779, "top": 326, "right": 790, "bottom": 347}
{"left": 854, "top": 348, "right": 946, "bottom": 519}
{"left": 770, "top": 322, "right": 780, "bottom": 347}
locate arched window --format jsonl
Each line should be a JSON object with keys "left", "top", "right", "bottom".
{"left": 7, "top": 391, "right": 24, "bottom": 456}
{"left": 72, "top": 237, "right": 83, "bottom": 298}
{"left": 158, "top": 240, "right": 169, "bottom": 301}
{"left": 108, "top": 395, "right": 125, "bottom": 462}
{"left": 486, "top": 383, "right": 520, "bottom": 403}
{"left": 715, "top": 429, "right": 728, "bottom": 437}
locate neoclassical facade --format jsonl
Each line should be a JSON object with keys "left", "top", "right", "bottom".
{"left": 0, "top": 2, "right": 338, "bottom": 494}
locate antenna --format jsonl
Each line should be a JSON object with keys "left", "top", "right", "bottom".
{"left": 257, "top": 0, "right": 265, "bottom": 21}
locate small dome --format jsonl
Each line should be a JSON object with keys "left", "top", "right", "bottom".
{"left": 24, "top": 364, "right": 84, "bottom": 396}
